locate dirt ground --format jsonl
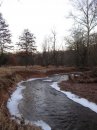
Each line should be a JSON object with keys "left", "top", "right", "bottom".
{"left": 59, "top": 81, "right": 97, "bottom": 104}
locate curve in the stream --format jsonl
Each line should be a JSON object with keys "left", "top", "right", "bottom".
{"left": 7, "top": 75, "right": 97, "bottom": 130}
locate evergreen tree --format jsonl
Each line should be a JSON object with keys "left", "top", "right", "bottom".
{"left": 0, "top": 13, "right": 12, "bottom": 54}
{"left": 17, "top": 29, "right": 36, "bottom": 66}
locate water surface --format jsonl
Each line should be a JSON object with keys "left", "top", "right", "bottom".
{"left": 19, "top": 75, "right": 97, "bottom": 130}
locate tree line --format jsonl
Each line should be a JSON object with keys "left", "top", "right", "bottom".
{"left": 1, "top": 0, "right": 97, "bottom": 67}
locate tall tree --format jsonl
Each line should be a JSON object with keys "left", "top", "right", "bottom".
{"left": 70, "top": 0, "right": 97, "bottom": 65}
{"left": 66, "top": 27, "right": 86, "bottom": 66}
{"left": 51, "top": 29, "right": 57, "bottom": 65}
{"left": 17, "top": 29, "right": 36, "bottom": 66}
{"left": 42, "top": 36, "right": 51, "bottom": 66}
{"left": 0, "top": 13, "right": 12, "bottom": 54}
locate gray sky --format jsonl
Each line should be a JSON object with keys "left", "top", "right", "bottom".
{"left": 0, "top": 0, "right": 73, "bottom": 51}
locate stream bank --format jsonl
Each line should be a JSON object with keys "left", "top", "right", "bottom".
{"left": 1, "top": 66, "right": 97, "bottom": 130}
{"left": 8, "top": 74, "right": 97, "bottom": 130}
{"left": 59, "top": 70, "right": 97, "bottom": 104}
{"left": 0, "top": 66, "right": 73, "bottom": 130}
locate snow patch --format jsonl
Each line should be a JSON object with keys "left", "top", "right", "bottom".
{"left": 27, "top": 78, "right": 43, "bottom": 82}
{"left": 43, "top": 79, "right": 52, "bottom": 82}
{"left": 34, "top": 120, "right": 51, "bottom": 130}
{"left": 7, "top": 81, "right": 25, "bottom": 118}
{"left": 50, "top": 82, "right": 60, "bottom": 91}
{"left": 50, "top": 82, "right": 97, "bottom": 113}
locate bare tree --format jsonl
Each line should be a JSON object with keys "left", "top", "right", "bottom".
{"left": 42, "top": 36, "right": 51, "bottom": 52}
{"left": 51, "top": 29, "right": 56, "bottom": 52}
{"left": 42, "top": 35, "right": 54, "bottom": 66}
{"left": 51, "top": 29, "right": 57, "bottom": 65}
{"left": 70, "top": 0, "right": 97, "bottom": 65}
{"left": 65, "top": 26, "right": 87, "bottom": 66}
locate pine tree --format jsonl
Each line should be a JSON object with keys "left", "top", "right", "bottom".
{"left": 0, "top": 13, "right": 12, "bottom": 54}
{"left": 17, "top": 29, "right": 36, "bottom": 53}
{"left": 17, "top": 29, "right": 36, "bottom": 66}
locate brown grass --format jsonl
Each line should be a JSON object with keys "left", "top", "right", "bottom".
{"left": 0, "top": 65, "right": 76, "bottom": 130}
{"left": 59, "top": 80, "right": 97, "bottom": 104}
{"left": 0, "top": 66, "right": 46, "bottom": 130}
{"left": 0, "top": 107, "right": 41, "bottom": 130}
{"left": 0, "top": 74, "right": 42, "bottom": 130}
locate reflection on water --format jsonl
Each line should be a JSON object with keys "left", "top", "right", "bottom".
{"left": 19, "top": 75, "right": 97, "bottom": 130}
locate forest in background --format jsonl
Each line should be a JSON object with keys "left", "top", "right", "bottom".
{"left": 0, "top": 0, "right": 97, "bottom": 68}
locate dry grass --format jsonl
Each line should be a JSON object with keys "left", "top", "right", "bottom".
{"left": 0, "top": 65, "right": 76, "bottom": 76}
{"left": 60, "top": 81, "right": 97, "bottom": 104}
{"left": 0, "top": 66, "right": 44, "bottom": 130}
{"left": 0, "top": 108, "right": 41, "bottom": 130}
{"left": 0, "top": 65, "right": 76, "bottom": 130}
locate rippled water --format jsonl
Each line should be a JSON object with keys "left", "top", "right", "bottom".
{"left": 18, "top": 75, "right": 97, "bottom": 130}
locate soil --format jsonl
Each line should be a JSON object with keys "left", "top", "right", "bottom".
{"left": 59, "top": 80, "right": 97, "bottom": 104}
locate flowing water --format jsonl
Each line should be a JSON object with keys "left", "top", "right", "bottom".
{"left": 18, "top": 75, "right": 97, "bottom": 130}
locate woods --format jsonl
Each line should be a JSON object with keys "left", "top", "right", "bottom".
{"left": 0, "top": 0, "right": 97, "bottom": 67}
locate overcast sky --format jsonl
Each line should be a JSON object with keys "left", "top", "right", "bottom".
{"left": 0, "top": 0, "right": 73, "bottom": 51}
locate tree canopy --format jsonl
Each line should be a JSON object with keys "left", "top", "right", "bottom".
{"left": 17, "top": 29, "right": 36, "bottom": 54}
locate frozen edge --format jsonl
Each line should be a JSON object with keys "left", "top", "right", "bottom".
{"left": 43, "top": 79, "right": 52, "bottom": 82}
{"left": 34, "top": 120, "right": 51, "bottom": 130}
{"left": 7, "top": 77, "right": 51, "bottom": 130}
{"left": 7, "top": 81, "right": 25, "bottom": 118}
{"left": 50, "top": 82, "right": 97, "bottom": 113}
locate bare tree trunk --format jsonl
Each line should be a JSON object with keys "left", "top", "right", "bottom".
{"left": 86, "top": 28, "right": 90, "bottom": 66}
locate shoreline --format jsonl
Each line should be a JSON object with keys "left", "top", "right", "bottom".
{"left": 0, "top": 71, "right": 48, "bottom": 130}
{"left": 58, "top": 78, "right": 97, "bottom": 114}
{"left": 51, "top": 81, "right": 97, "bottom": 114}
{"left": 1, "top": 66, "right": 97, "bottom": 129}
{"left": 1, "top": 67, "right": 73, "bottom": 130}
{"left": 0, "top": 71, "right": 46, "bottom": 130}
{"left": 59, "top": 81, "right": 97, "bottom": 105}
{"left": 7, "top": 79, "right": 52, "bottom": 130}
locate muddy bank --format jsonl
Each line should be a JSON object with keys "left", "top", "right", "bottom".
{"left": 0, "top": 70, "right": 46, "bottom": 130}
{"left": 0, "top": 67, "right": 75, "bottom": 130}
{"left": 59, "top": 79, "right": 97, "bottom": 104}
{"left": 59, "top": 69, "right": 97, "bottom": 104}
{"left": 17, "top": 74, "right": 97, "bottom": 130}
